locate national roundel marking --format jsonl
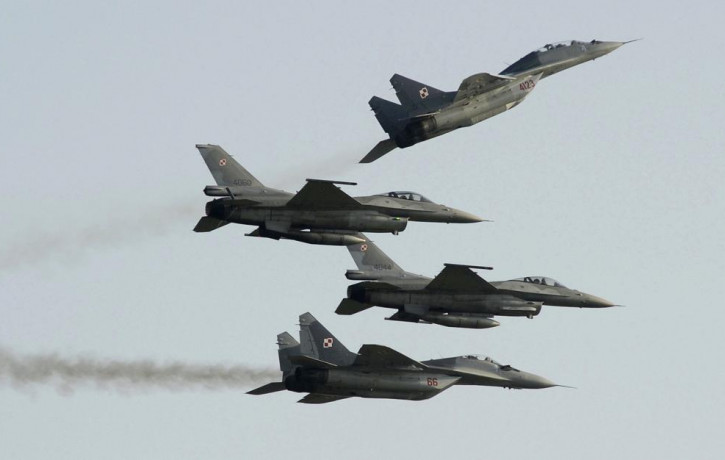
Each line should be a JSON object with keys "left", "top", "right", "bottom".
{"left": 219, "top": 158, "right": 227, "bottom": 166}
{"left": 323, "top": 338, "right": 334, "bottom": 348}
{"left": 419, "top": 87, "right": 429, "bottom": 99}
{"left": 360, "top": 244, "right": 368, "bottom": 252}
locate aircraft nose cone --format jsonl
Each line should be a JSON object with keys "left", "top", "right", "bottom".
{"left": 585, "top": 294, "right": 616, "bottom": 308}
{"left": 448, "top": 209, "right": 485, "bottom": 223}
{"left": 515, "top": 372, "right": 558, "bottom": 389}
{"left": 594, "top": 41, "right": 627, "bottom": 57}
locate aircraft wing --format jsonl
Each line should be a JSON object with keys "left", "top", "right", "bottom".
{"left": 298, "top": 393, "right": 351, "bottom": 404}
{"left": 453, "top": 73, "right": 515, "bottom": 102}
{"left": 286, "top": 180, "right": 362, "bottom": 209}
{"left": 352, "top": 344, "right": 427, "bottom": 370}
{"left": 425, "top": 264, "right": 498, "bottom": 292}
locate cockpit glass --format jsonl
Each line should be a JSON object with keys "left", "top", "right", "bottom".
{"left": 378, "top": 191, "right": 433, "bottom": 203}
{"left": 512, "top": 276, "right": 568, "bottom": 288}
{"left": 537, "top": 40, "right": 575, "bottom": 52}
{"left": 462, "top": 355, "right": 501, "bottom": 366}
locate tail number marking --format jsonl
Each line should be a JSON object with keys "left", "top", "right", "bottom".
{"left": 519, "top": 79, "right": 536, "bottom": 91}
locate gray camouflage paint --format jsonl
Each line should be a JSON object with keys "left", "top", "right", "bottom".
{"left": 248, "top": 313, "right": 559, "bottom": 403}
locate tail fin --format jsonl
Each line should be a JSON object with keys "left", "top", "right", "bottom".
{"left": 276, "top": 331, "right": 301, "bottom": 374}
{"left": 347, "top": 234, "right": 404, "bottom": 274}
{"left": 368, "top": 96, "right": 409, "bottom": 137}
{"left": 298, "top": 312, "right": 356, "bottom": 366}
{"left": 196, "top": 144, "right": 264, "bottom": 187}
{"left": 390, "top": 74, "right": 455, "bottom": 114}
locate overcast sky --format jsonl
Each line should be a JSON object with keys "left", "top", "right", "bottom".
{"left": 2, "top": 1, "right": 724, "bottom": 459}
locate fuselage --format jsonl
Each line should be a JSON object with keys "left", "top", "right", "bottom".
{"left": 283, "top": 355, "right": 556, "bottom": 401}
{"left": 384, "top": 39, "right": 628, "bottom": 151}
{"left": 203, "top": 187, "right": 482, "bottom": 233}
{"left": 394, "top": 73, "right": 541, "bottom": 148}
{"left": 347, "top": 274, "right": 614, "bottom": 319}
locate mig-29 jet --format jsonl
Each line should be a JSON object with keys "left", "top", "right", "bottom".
{"left": 193, "top": 144, "right": 482, "bottom": 245}
{"left": 362, "top": 39, "right": 635, "bottom": 163}
{"left": 336, "top": 235, "right": 616, "bottom": 328}
{"left": 248, "top": 312, "right": 560, "bottom": 404}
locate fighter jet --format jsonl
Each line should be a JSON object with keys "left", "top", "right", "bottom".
{"left": 361, "top": 39, "right": 634, "bottom": 163}
{"left": 248, "top": 312, "right": 560, "bottom": 403}
{"left": 336, "top": 235, "right": 616, "bottom": 328}
{"left": 193, "top": 144, "right": 482, "bottom": 245}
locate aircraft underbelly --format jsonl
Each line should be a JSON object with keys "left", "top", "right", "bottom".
{"left": 369, "top": 291, "right": 541, "bottom": 317}
{"left": 230, "top": 209, "right": 408, "bottom": 233}
{"left": 318, "top": 370, "right": 457, "bottom": 400}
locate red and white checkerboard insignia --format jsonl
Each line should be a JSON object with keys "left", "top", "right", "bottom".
{"left": 419, "top": 87, "right": 429, "bottom": 99}
{"left": 219, "top": 158, "right": 227, "bottom": 166}
{"left": 323, "top": 338, "right": 334, "bottom": 348}
{"left": 360, "top": 244, "right": 368, "bottom": 252}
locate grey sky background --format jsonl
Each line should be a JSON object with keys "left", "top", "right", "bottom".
{"left": 1, "top": 1, "right": 724, "bottom": 458}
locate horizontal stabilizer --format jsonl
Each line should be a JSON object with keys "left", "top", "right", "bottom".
{"left": 193, "top": 216, "right": 229, "bottom": 233}
{"left": 425, "top": 265, "right": 498, "bottom": 292}
{"left": 360, "top": 139, "right": 398, "bottom": 163}
{"left": 247, "top": 382, "right": 286, "bottom": 395}
{"left": 353, "top": 344, "right": 427, "bottom": 370}
{"left": 298, "top": 393, "right": 351, "bottom": 404}
{"left": 336, "top": 298, "right": 373, "bottom": 316}
{"left": 288, "top": 355, "right": 338, "bottom": 369}
{"left": 286, "top": 181, "right": 361, "bottom": 209}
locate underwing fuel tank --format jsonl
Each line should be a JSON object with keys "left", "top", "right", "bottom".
{"left": 275, "top": 231, "right": 365, "bottom": 246}
{"left": 248, "top": 228, "right": 365, "bottom": 246}
{"left": 421, "top": 313, "right": 500, "bottom": 329}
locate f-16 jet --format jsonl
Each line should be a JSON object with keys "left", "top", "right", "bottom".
{"left": 361, "top": 39, "right": 634, "bottom": 163}
{"left": 193, "top": 145, "right": 482, "bottom": 245}
{"left": 248, "top": 312, "right": 560, "bottom": 403}
{"left": 336, "top": 235, "right": 616, "bottom": 328}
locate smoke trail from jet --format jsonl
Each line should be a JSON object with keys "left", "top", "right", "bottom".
{"left": 0, "top": 149, "right": 364, "bottom": 273}
{"left": 0, "top": 347, "right": 278, "bottom": 393}
{"left": 0, "top": 203, "right": 198, "bottom": 273}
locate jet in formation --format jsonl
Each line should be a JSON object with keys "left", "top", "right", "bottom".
{"left": 193, "top": 144, "right": 483, "bottom": 245}
{"left": 336, "top": 235, "right": 616, "bottom": 328}
{"left": 362, "top": 39, "right": 635, "bottom": 163}
{"left": 248, "top": 312, "right": 561, "bottom": 403}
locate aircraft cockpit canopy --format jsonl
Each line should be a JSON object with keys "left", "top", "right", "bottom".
{"left": 462, "top": 355, "right": 501, "bottom": 365}
{"left": 502, "top": 39, "right": 599, "bottom": 75}
{"left": 513, "top": 276, "right": 568, "bottom": 288}
{"left": 379, "top": 191, "right": 433, "bottom": 203}
{"left": 462, "top": 355, "right": 519, "bottom": 371}
{"left": 537, "top": 40, "right": 580, "bottom": 52}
